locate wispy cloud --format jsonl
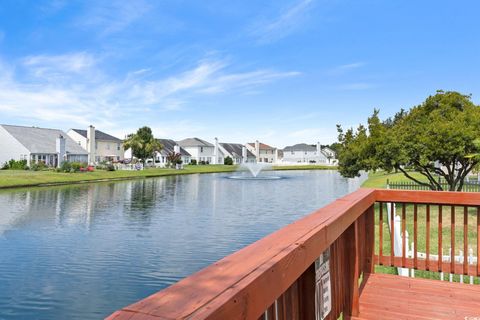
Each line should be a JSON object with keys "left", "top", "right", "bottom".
{"left": 250, "top": 0, "right": 315, "bottom": 44}
{"left": 22, "top": 52, "right": 97, "bottom": 80}
{"left": 328, "top": 62, "right": 366, "bottom": 75}
{"left": 0, "top": 53, "right": 300, "bottom": 134}
{"left": 77, "top": 0, "right": 151, "bottom": 36}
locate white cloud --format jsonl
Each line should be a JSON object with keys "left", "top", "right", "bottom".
{"left": 251, "top": 0, "right": 315, "bottom": 44}
{"left": 22, "top": 52, "right": 97, "bottom": 79}
{"left": 0, "top": 53, "right": 300, "bottom": 135}
{"left": 328, "top": 62, "right": 366, "bottom": 75}
{"left": 77, "top": 0, "right": 151, "bottom": 36}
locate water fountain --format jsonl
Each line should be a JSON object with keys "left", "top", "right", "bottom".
{"left": 228, "top": 162, "right": 282, "bottom": 180}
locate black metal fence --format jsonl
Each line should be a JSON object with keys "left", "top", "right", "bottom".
{"left": 387, "top": 177, "right": 480, "bottom": 192}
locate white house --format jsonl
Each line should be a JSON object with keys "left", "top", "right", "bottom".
{"left": 67, "top": 126, "right": 124, "bottom": 164}
{"left": 154, "top": 139, "right": 191, "bottom": 166}
{"left": 281, "top": 142, "right": 336, "bottom": 165}
{"left": 0, "top": 124, "right": 88, "bottom": 167}
{"left": 219, "top": 142, "right": 256, "bottom": 164}
{"left": 246, "top": 140, "right": 278, "bottom": 163}
{"left": 177, "top": 137, "right": 215, "bottom": 164}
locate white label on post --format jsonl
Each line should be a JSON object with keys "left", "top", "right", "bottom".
{"left": 315, "top": 248, "right": 331, "bottom": 320}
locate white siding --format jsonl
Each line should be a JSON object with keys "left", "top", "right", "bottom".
{"left": 0, "top": 126, "right": 30, "bottom": 165}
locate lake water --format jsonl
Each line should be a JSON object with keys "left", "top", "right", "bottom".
{"left": 0, "top": 170, "right": 365, "bottom": 319}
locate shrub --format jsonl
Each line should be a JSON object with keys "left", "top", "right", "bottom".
{"left": 3, "top": 159, "right": 27, "bottom": 170}
{"left": 190, "top": 159, "right": 197, "bottom": 165}
{"left": 60, "top": 162, "right": 72, "bottom": 172}
{"left": 106, "top": 164, "right": 115, "bottom": 171}
{"left": 224, "top": 156, "right": 233, "bottom": 165}
{"left": 199, "top": 160, "right": 206, "bottom": 165}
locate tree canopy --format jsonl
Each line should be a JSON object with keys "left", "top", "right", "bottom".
{"left": 124, "top": 126, "right": 163, "bottom": 163}
{"left": 337, "top": 91, "right": 480, "bottom": 191}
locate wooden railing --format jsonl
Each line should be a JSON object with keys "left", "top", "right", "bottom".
{"left": 107, "top": 189, "right": 480, "bottom": 320}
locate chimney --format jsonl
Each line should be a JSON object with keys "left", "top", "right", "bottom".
{"left": 242, "top": 146, "right": 247, "bottom": 163}
{"left": 174, "top": 145, "right": 180, "bottom": 154}
{"left": 255, "top": 140, "right": 260, "bottom": 162}
{"left": 87, "top": 125, "right": 96, "bottom": 165}
{"left": 214, "top": 137, "right": 219, "bottom": 164}
{"left": 56, "top": 135, "right": 66, "bottom": 168}
{"left": 316, "top": 141, "right": 321, "bottom": 154}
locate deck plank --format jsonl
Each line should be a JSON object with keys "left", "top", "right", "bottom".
{"left": 357, "top": 273, "right": 480, "bottom": 320}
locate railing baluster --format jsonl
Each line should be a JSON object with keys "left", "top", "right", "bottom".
{"left": 379, "top": 202, "right": 383, "bottom": 265}
{"left": 402, "top": 203, "right": 406, "bottom": 268}
{"left": 438, "top": 205, "right": 443, "bottom": 273}
{"left": 451, "top": 206, "right": 455, "bottom": 274}
{"left": 414, "top": 204, "right": 418, "bottom": 270}
{"left": 426, "top": 204, "right": 430, "bottom": 271}
{"left": 464, "top": 206, "right": 468, "bottom": 275}
{"left": 390, "top": 203, "right": 395, "bottom": 266}
{"left": 477, "top": 207, "right": 480, "bottom": 277}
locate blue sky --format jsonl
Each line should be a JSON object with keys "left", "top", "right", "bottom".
{"left": 0, "top": 0, "right": 479, "bottom": 147}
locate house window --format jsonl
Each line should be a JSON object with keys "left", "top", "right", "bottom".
{"left": 117, "top": 143, "right": 121, "bottom": 151}
{"left": 200, "top": 147, "right": 204, "bottom": 153}
{"left": 106, "top": 144, "right": 110, "bottom": 150}
{"left": 95, "top": 142, "right": 98, "bottom": 150}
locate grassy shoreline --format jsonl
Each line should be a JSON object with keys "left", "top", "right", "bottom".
{"left": 0, "top": 164, "right": 337, "bottom": 190}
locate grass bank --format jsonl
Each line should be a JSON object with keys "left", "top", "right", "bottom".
{"left": 0, "top": 164, "right": 338, "bottom": 189}
{"left": 0, "top": 165, "right": 238, "bottom": 189}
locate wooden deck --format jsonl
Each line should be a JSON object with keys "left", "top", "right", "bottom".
{"left": 356, "top": 273, "right": 480, "bottom": 320}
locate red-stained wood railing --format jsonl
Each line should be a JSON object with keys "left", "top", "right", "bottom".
{"left": 107, "top": 189, "right": 480, "bottom": 320}
{"left": 375, "top": 189, "right": 480, "bottom": 278}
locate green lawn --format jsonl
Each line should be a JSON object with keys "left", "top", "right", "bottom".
{"left": 0, "top": 165, "right": 238, "bottom": 189}
{"left": 0, "top": 164, "right": 338, "bottom": 189}
{"left": 361, "top": 170, "right": 428, "bottom": 188}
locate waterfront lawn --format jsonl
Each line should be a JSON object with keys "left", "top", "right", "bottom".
{"left": 361, "top": 170, "right": 428, "bottom": 189}
{"left": 0, "top": 165, "right": 238, "bottom": 189}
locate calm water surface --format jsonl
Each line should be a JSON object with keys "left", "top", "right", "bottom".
{"left": 0, "top": 170, "right": 365, "bottom": 319}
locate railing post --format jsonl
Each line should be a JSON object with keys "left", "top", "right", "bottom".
{"left": 343, "top": 220, "right": 360, "bottom": 317}
{"left": 364, "top": 205, "right": 375, "bottom": 274}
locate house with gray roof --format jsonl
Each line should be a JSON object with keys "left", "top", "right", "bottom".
{"left": 153, "top": 139, "right": 191, "bottom": 167}
{"left": 0, "top": 124, "right": 88, "bottom": 167}
{"left": 177, "top": 137, "right": 214, "bottom": 164}
{"left": 67, "top": 126, "right": 124, "bottom": 163}
{"left": 219, "top": 142, "right": 256, "bottom": 164}
{"left": 281, "top": 142, "right": 335, "bottom": 165}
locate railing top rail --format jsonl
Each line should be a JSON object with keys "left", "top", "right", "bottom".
{"left": 375, "top": 189, "right": 480, "bottom": 206}
{"left": 107, "top": 188, "right": 376, "bottom": 320}
{"left": 107, "top": 188, "right": 480, "bottom": 320}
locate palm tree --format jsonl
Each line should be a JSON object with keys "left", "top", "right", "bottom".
{"left": 123, "top": 127, "right": 163, "bottom": 164}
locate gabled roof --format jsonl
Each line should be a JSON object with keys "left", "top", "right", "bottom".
{"left": 177, "top": 137, "right": 214, "bottom": 148}
{"left": 157, "top": 139, "right": 191, "bottom": 156}
{"left": 283, "top": 143, "right": 317, "bottom": 152}
{"left": 247, "top": 142, "right": 275, "bottom": 150}
{"left": 71, "top": 129, "right": 122, "bottom": 142}
{"left": 1, "top": 124, "right": 87, "bottom": 155}
{"left": 220, "top": 143, "right": 255, "bottom": 158}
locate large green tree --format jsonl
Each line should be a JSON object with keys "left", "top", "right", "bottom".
{"left": 124, "top": 126, "right": 163, "bottom": 164}
{"left": 337, "top": 91, "right": 480, "bottom": 191}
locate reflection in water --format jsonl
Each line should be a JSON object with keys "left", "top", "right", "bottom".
{"left": 0, "top": 170, "right": 365, "bottom": 320}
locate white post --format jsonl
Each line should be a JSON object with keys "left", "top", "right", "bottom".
{"left": 242, "top": 146, "right": 247, "bottom": 164}
{"left": 449, "top": 248, "right": 453, "bottom": 282}
{"left": 410, "top": 241, "right": 415, "bottom": 278}
{"left": 255, "top": 140, "right": 260, "bottom": 162}
{"left": 459, "top": 250, "right": 464, "bottom": 283}
{"left": 469, "top": 248, "right": 474, "bottom": 284}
